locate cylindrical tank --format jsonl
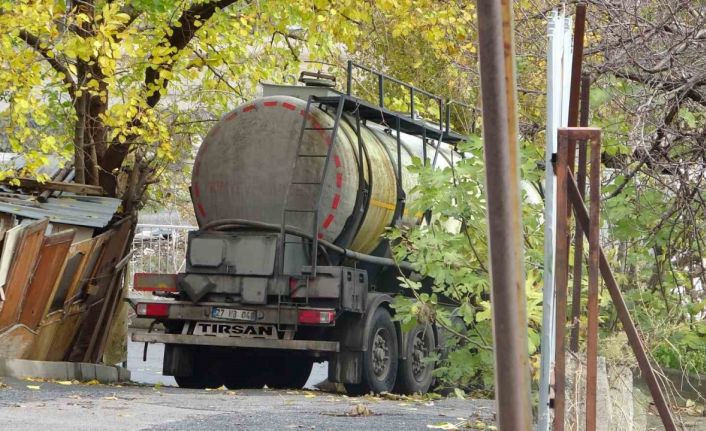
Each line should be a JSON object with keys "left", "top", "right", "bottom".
{"left": 192, "top": 94, "right": 457, "bottom": 256}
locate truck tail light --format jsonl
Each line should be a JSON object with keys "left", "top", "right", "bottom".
{"left": 136, "top": 302, "right": 170, "bottom": 318}
{"left": 133, "top": 273, "right": 178, "bottom": 292}
{"left": 298, "top": 309, "right": 335, "bottom": 325}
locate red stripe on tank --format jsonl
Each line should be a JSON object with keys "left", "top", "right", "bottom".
{"left": 197, "top": 202, "right": 206, "bottom": 217}
{"left": 264, "top": 101, "right": 278, "bottom": 107}
{"left": 318, "top": 233, "right": 324, "bottom": 239}
{"left": 336, "top": 173, "right": 342, "bottom": 188}
{"left": 193, "top": 183, "right": 200, "bottom": 198}
{"left": 322, "top": 213, "right": 334, "bottom": 228}
{"left": 224, "top": 112, "right": 237, "bottom": 121}
{"left": 334, "top": 155, "right": 341, "bottom": 168}
{"left": 282, "top": 102, "right": 296, "bottom": 110}
{"left": 331, "top": 194, "right": 340, "bottom": 209}
{"left": 243, "top": 104, "right": 256, "bottom": 112}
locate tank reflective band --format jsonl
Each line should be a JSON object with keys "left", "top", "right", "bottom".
{"left": 298, "top": 309, "right": 335, "bottom": 325}
{"left": 135, "top": 302, "right": 170, "bottom": 318}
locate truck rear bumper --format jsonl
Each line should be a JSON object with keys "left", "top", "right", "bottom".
{"left": 132, "top": 332, "right": 340, "bottom": 352}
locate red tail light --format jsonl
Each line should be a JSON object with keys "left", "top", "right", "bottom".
{"left": 136, "top": 302, "right": 170, "bottom": 318}
{"left": 298, "top": 309, "right": 335, "bottom": 325}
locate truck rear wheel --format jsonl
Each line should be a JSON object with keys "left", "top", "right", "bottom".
{"left": 394, "top": 323, "right": 435, "bottom": 394}
{"left": 345, "top": 307, "right": 398, "bottom": 395}
{"left": 266, "top": 355, "right": 313, "bottom": 389}
{"left": 174, "top": 347, "right": 222, "bottom": 389}
{"left": 222, "top": 351, "right": 267, "bottom": 389}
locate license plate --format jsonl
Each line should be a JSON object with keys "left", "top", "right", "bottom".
{"left": 193, "top": 321, "right": 277, "bottom": 339}
{"left": 211, "top": 307, "right": 256, "bottom": 321}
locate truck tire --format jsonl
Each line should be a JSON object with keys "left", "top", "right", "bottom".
{"left": 394, "top": 323, "right": 435, "bottom": 394}
{"left": 345, "top": 307, "right": 398, "bottom": 395}
{"left": 222, "top": 351, "right": 267, "bottom": 389}
{"left": 266, "top": 356, "right": 313, "bottom": 389}
{"left": 174, "top": 347, "right": 222, "bottom": 389}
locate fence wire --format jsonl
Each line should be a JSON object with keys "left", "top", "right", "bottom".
{"left": 128, "top": 224, "right": 196, "bottom": 288}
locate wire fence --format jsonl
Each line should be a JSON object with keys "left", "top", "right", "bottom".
{"left": 128, "top": 224, "right": 196, "bottom": 289}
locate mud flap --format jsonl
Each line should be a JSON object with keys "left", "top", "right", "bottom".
{"left": 163, "top": 344, "right": 194, "bottom": 377}
{"left": 328, "top": 350, "right": 362, "bottom": 384}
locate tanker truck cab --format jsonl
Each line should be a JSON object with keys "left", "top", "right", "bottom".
{"left": 130, "top": 63, "right": 468, "bottom": 394}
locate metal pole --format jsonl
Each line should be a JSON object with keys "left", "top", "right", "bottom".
{"left": 569, "top": 74, "right": 591, "bottom": 352}
{"left": 567, "top": 170, "right": 678, "bottom": 431}
{"left": 378, "top": 74, "right": 384, "bottom": 108}
{"left": 585, "top": 133, "right": 601, "bottom": 431}
{"left": 553, "top": 131, "right": 570, "bottom": 431}
{"left": 475, "top": 1, "right": 532, "bottom": 429}
{"left": 537, "top": 12, "right": 565, "bottom": 431}
{"left": 346, "top": 60, "right": 353, "bottom": 95}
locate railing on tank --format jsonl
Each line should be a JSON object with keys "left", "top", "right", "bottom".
{"left": 345, "top": 60, "right": 445, "bottom": 131}
{"left": 128, "top": 224, "right": 196, "bottom": 289}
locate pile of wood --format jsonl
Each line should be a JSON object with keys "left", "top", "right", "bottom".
{"left": 0, "top": 166, "right": 133, "bottom": 364}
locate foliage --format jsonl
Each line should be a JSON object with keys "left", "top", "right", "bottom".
{"left": 389, "top": 138, "right": 546, "bottom": 391}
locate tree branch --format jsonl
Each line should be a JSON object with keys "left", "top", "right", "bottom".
{"left": 17, "top": 30, "right": 76, "bottom": 98}
{"left": 144, "top": 0, "right": 242, "bottom": 108}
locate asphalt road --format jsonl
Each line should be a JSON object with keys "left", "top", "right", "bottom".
{"left": 0, "top": 339, "right": 496, "bottom": 430}
{"left": 0, "top": 375, "right": 495, "bottom": 431}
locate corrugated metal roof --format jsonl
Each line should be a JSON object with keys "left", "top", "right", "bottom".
{"left": 0, "top": 193, "right": 120, "bottom": 228}
{"left": 0, "top": 154, "right": 121, "bottom": 228}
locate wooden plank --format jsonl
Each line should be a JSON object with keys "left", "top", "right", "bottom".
{"left": 85, "top": 217, "right": 134, "bottom": 362}
{"left": 0, "top": 219, "right": 49, "bottom": 332}
{"left": 1, "top": 178, "right": 104, "bottom": 196}
{"left": 26, "top": 310, "right": 63, "bottom": 360}
{"left": 0, "top": 223, "right": 24, "bottom": 299}
{"left": 19, "top": 230, "right": 75, "bottom": 330}
{"left": 0, "top": 324, "right": 37, "bottom": 358}
{"left": 68, "top": 217, "right": 133, "bottom": 362}
{"left": 63, "top": 232, "right": 109, "bottom": 306}
{"left": 47, "top": 303, "right": 83, "bottom": 361}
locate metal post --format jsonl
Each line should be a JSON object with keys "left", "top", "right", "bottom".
{"left": 410, "top": 88, "right": 415, "bottom": 118}
{"left": 585, "top": 133, "right": 601, "bottom": 431}
{"left": 346, "top": 60, "right": 353, "bottom": 95}
{"left": 567, "top": 170, "right": 678, "bottom": 431}
{"left": 554, "top": 131, "right": 570, "bottom": 431}
{"left": 569, "top": 74, "right": 591, "bottom": 352}
{"left": 537, "top": 12, "right": 566, "bottom": 431}
{"left": 475, "top": 1, "right": 532, "bottom": 429}
{"left": 378, "top": 74, "right": 384, "bottom": 108}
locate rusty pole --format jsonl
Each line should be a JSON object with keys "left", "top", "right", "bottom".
{"left": 569, "top": 74, "right": 591, "bottom": 351}
{"left": 567, "top": 173, "right": 679, "bottom": 431}
{"left": 475, "top": 0, "right": 532, "bottom": 428}
{"left": 585, "top": 132, "right": 602, "bottom": 431}
{"left": 553, "top": 132, "right": 570, "bottom": 431}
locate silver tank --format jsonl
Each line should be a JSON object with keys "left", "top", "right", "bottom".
{"left": 192, "top": 85, "right": 458, "bottom": 255}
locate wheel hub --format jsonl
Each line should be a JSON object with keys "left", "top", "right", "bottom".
{"left": 411, "top": 332, "right": 429, "bottom": 379}
{"left": 372, "top": 328, "right": 390, "bottom": 377}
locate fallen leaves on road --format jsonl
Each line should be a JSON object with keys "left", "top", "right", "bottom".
{"left": 84, "top": 379, "right": 101, "bottom": 385}
{"left": 55, "top": 380, "right": 73, "bottom": 385}
{"left": 26, "top": 385, "right": 41, "bottom": 390}
{"left": 347, "top": 404, "right": 373, "bottom": 416}
{"left": 427, "top": 423, "right": 459, "bottom": 430}
{"left": 0, "top": 381, "right": 8, "bottom": 389}
{"left": 103, "top": 395, "right": 119, "bottom": 400}
{"left": 303, "top": 391, "right": 317, "bottom": 398}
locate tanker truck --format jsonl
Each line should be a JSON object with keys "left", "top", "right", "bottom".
{"left": 130, "top": 63, "right": 466, "bottom": 395}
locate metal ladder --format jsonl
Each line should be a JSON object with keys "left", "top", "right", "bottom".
{"left": 279, "top": 95, "right": 346, "bottom": 279}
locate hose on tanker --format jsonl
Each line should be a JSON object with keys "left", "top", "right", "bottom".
{"left": 200, "top": 218, "right": 416, "bottom": 272}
